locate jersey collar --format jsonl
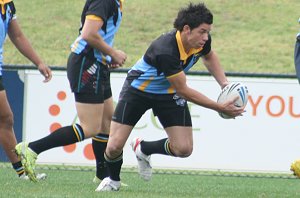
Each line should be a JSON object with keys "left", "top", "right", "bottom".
{"left": 0, "top": 0, "right": 12, "bottom": 15}
{"left": 0, "top": 0, "right": 12, "bottom": 4}
{"left": 175, "top": 30, "right": 202, "bottom": 63}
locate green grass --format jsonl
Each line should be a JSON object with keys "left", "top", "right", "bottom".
{"left": 4, "top": 0, "right": 300, "bottom": 74}
{"left": 1, "top": 164, "right": 300, "bottom": 198}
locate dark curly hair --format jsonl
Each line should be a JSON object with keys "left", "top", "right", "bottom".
{"left": 173, "top": 2, "right": 213, "bottom": 31}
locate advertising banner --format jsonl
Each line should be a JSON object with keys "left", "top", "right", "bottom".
{"left": 23, "top": 70, "right": 300, "bottom": 172}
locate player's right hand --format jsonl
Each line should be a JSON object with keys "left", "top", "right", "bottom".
{"left": 220, "top": 96, "right": 245, "bottom": 117}
{"left": 110, "top": 49, "right": 127, "bottom": 68}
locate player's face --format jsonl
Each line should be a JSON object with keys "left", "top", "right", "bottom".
{"left": 188, "top": 23, "right": 212, "bottom": 49}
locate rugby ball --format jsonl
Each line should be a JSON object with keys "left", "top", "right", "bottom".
{"left": 217, "top": 82, "right": 249, "bottom": 119}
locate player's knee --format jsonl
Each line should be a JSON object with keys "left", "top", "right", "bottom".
{"left": 80, "top": 124, "right": 101, "bottom": 138}
{"left": 105, "top": 142, "right": 123, "bottom": 158}
{"left": 172, "top": 145, "right": 193, "bottom": 158}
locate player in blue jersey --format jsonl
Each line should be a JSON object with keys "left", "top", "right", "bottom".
{"left": 290, "top": 18, "right": 300, "bottom": 178}
{"left": 295, "top": 18, "right": 300, "bottom": 83}
{"left": 15, "top": 0, "right": 126, "bottom": 183}
{"left": 96, "top": 2, "right": 245, "bottom": 191}
{"left": 0, "top": 0, "right": 51, "bottom": 180}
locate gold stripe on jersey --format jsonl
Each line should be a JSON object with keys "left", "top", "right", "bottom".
{"left": 166, "top": 71, "right": 182, "bottom": 93}
{"left": 167, "top": 86, "right": 175, "bottom": 94}
{"left": 175, "top": 31, "right": 202, "bottom": 64}
{"left": 86, "top": 15, "right": 103, "bottom": 21}
{"left": 0, "top": 0, "right": 12, "bottom": 15}
{"left": 101, "top": 54, "right": 107, "bottom": 65}
{"left": 0, "top": 0, "right": 12, "bottom": 4}
{"left": 138, "top": 76, "right": 154, "bottom": 91}
{"left": 120, "top": 0, "right": 124, "bottom": 11}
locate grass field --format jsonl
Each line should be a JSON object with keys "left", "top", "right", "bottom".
{"left": 1, "top": 164, "right": 300, "bottom": 198}
{"left": 4, "top": 0, "right": 300, "bottom": 74}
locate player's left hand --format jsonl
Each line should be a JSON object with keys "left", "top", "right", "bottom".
{"left": 37, "top": 63, "right": 52, "bottom": 82}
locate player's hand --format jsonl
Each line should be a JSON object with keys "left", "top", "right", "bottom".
{"left": 221, "top": 81, "right": 229, "bottom": 89}
{"left": 219, "top": 96, "right": 245, "bottom": 117}
{"left": 108, "top": 63, "right": 121, "bottom": 69}
{"left": 110, "top": 49, "right": 127, "bottom": 67}
{"left": 37, "top": 63, "right": 52, "bottom": 82}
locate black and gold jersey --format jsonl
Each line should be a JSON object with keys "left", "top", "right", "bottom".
{"left": 127, "top": 29, "right": 211, "bottom": 94}
{"left": 70, "top": 0, "right": 122, "bottom": 65}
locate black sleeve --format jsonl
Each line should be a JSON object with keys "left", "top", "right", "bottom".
{"left": 86, "top": 0, "right": 113, "bottom": 22}
{"left": 156, "top": 54, "right": 182, "bottom": 77}
{"left": 8, "top": 1, "right": 16, "bottom": 19}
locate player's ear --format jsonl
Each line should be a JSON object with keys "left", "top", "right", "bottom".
{"left": 183, "top": 25, "right": 191, "bottom": 34}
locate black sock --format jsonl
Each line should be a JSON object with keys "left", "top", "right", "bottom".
{"left": 104, "top": 151, "right": 123, "bottom": 181}
{"left": 12, "top": 161, "right": 25, "bottom": 177}
{"left": 29, "top": 124, "right": 85, "bottom": 154}
{"left": 141, "top": 138, "right": 175, "bottom": 156}
{"left": 92, "top": 133, "right": 109, "bottom": 180}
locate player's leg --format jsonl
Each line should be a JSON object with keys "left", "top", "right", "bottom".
{"left": 0, "top": 81, "right": 47, "bottom": 181}
{"left": 15, "top": 53, "right": 104, "bottom": 181}
{"left": 292, "top": 36, "right": 300, "bottom": 176}
{"left": 0, "top": 88, "right": 25, "bottom": 177}
{"left": 95, "top": 121, "right": 133, "bottom": 192}
{"left": 96, "top": 88, "right": 149, "bottom": 191}
{"left": 92, "top": 66, "right": 115, "bottom": 182}
{"left": 27, "top": 99, "right": 104, "bottom": 152}
{"left": 15, "top": 99, "right": 104, "bottom": 181}
{"left": 131, "top": 95, "right": 193, "bottom": 180}
{"left": 92, "top": 96, "right": 113, "bottom": 182}
{"left": 164, "top": 126, "right": 193, "bottom": 157}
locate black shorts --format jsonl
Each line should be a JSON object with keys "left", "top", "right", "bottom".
{"left": 0, "top": 76, "right": 4, "bottom": 91}
{"left": 113, "top": 86, "right": 192, "bottom": 128}
{"left": 67, "top": 52, "right": 112, "bottom": 103}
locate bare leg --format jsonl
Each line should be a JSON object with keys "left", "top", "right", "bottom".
{"left": 75, "top": 102, "right": 104, "bottom": 138}
{"left": 0, "top": 90, "right": 19, "bottom": 163}
{"left": 164, "top": 126, "right": 193, "bottom": 157}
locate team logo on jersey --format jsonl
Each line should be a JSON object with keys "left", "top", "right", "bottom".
{"left": 80, "top": 63, "right": 98, "bottom": 89}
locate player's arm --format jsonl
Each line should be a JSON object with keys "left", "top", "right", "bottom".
{"left": 80, "top": 16, "right": 126, "bottom": 67}
{"left": 202, "top": 50, "right": 228, "bottom": 89}
{"left": 167, "top": 72, "right": 243, "bottom": 117}
{"left": 8, "top": 19, "right": 52, "bottom": 82}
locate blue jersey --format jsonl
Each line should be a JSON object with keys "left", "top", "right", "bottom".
{"left": 70, "top": 0, "right": 122, "bottom": 65}
{"left": 0, "top": 0, "right": 16, "bottom": 76}
{"left": 126, "top": 30, "right": 211, "bottom": 94}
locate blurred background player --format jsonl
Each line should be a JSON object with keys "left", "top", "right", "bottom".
{"left": 0, "top": 0, "right": 52, "bottom": 180}
{"left": 15, "top": 0, "right": 126, "bottom": 182}
{"left": 96, "top": 2, "right": 245, "bottom": 191}
{"left": 295, "top": 17, "right": 300, "bottom": 83}
{"left": 290, "top": 17, "right": 300, "bottom": 177}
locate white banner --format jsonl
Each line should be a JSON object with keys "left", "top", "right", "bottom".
{"left": 23, "top": 70, "right": 300, "bottom": 173}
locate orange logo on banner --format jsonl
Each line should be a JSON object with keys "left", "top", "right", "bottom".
{"left": 48, "top": 91, "right": 95, "bottom": 160}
